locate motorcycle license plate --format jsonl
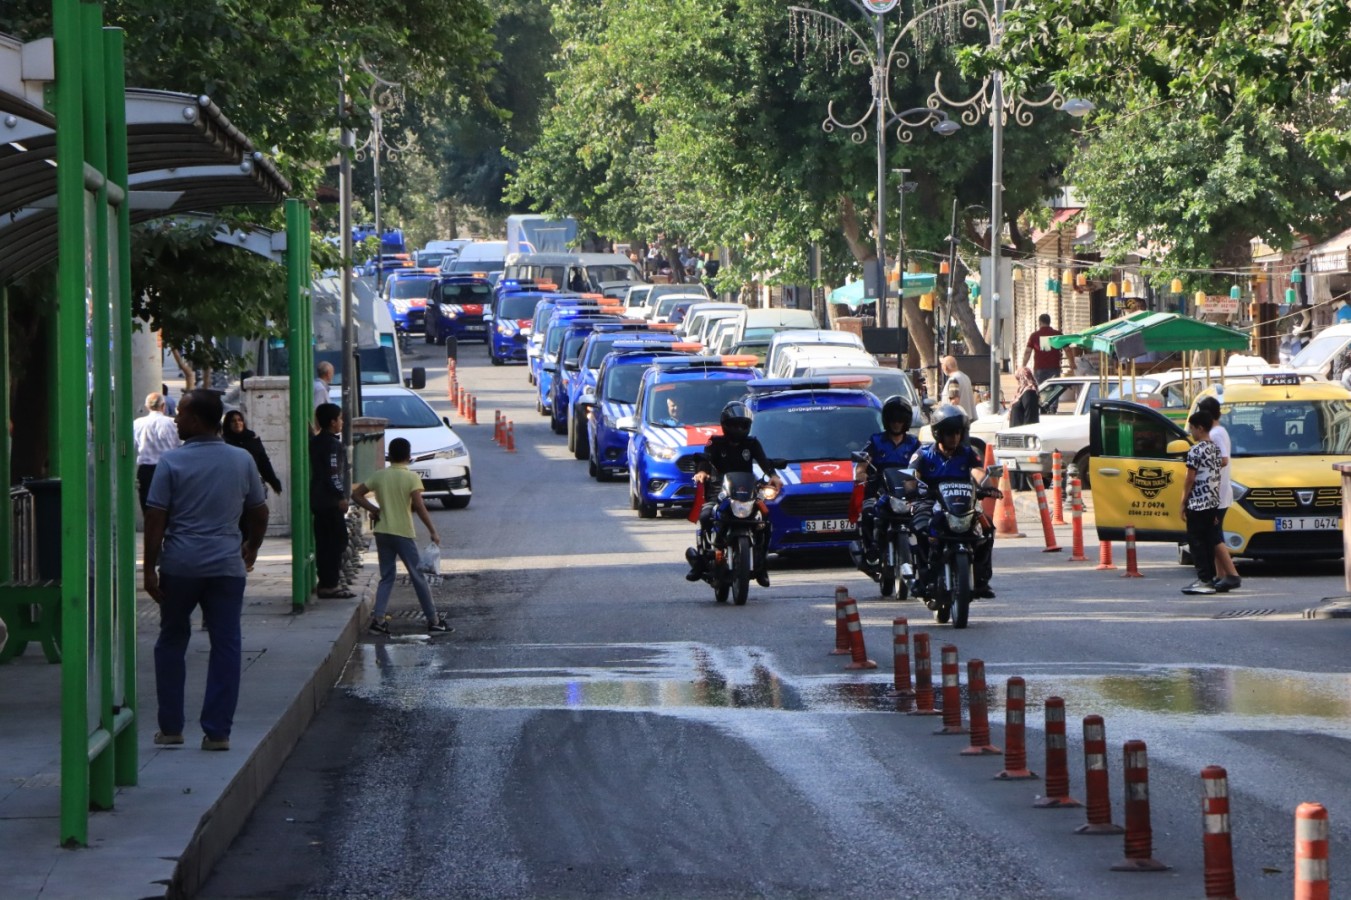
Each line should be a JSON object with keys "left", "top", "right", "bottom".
{"left": 1275, "top": 516, "right": 1340, "bottom": 531}
{"left": 802, "top": 518, "right": 850, "bottom": 533}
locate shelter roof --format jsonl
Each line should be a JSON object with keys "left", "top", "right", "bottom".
{"left": 1048, "top": 312, "right": 1249, "bottom": 357}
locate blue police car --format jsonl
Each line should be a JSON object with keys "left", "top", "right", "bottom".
{"left": 382, "top": 271, "right": 439, "bottom": 335}
{"left": 583, "top": 342, "right": 700, "bottom": 480}
{"left": 621, "top": 356, "right": 762, "bottom": 518}
{"left": 536, "top": 313, "right": 619, "bottom": 418}
{"left": 566, "top": 326, "right": 678, "bottom": 457}
{"left": 742, "top": 376, "right": 882, "bottom": 554}
{"left": 527, "top": 296, "right": 603, "bottom": 387}
{"left": 488, "top": 285, "right": 556, "bottom": 365}
{"left": 425, "top": 275, "right": 493, "bottom": 345}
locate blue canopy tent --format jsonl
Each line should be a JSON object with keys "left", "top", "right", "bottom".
{"left": 828, "top": 272, "right": 937, "bottom": 311}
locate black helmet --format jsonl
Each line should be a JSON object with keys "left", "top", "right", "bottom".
{"left": 881, "top": 395, "right": 913, "bottom": 430}
{"left": 720, "top": 400, "right": 753, "bottom": 440}
{"left": 929, "top": 403, "right": 969, "bottom": 443}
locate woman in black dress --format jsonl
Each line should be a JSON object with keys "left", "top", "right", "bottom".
{"left": 223, "top": 410, "right": 284, "bottom": 496}
{"left": 1008, "top": 367, "right": 1040, "bottom": 428}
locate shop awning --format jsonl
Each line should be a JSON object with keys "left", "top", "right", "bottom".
{"left": 1048, "top": 312, "right": 1250, "bottom": 357}
{"left": 828, "top": 272, "right": 938, "bottom": 310}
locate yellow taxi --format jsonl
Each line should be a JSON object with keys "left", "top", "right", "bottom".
{"left": 1088, "top": 373, "right": 1351, "bottom": 560}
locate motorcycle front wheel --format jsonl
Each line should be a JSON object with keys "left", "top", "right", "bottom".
{"left": 933, "top": 561, "right": 951, "bottom": 624}
{"left": 732, "top": 534, "right": 751, "bottom": 605}
{"left": 891, "top": 534, "right": 909, "bottom": 602}
{"left": 951, "top": 555, "right": 972, "bottom": 629}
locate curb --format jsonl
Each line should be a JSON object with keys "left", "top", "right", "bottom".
{"left": 1303, "top": 596, "right": 1351, "bottom": 619}
{"left": 167, "top": 573, "right": 374, "bottom": 900}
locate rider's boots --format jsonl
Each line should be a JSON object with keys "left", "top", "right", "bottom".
{"left": 685, "top": 547, "right": 705, "bottom": 581}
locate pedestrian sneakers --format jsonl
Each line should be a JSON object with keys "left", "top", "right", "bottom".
{"left": 428, "top": 616, "right": 454, "bottom": 634}
{"left": 1182, "top": 580, "right": 1217, "bottom": 595}
{"left": 368, "top": 617, "right": 391, "bottom": 635}
{"left": 1212, "top": 576, "right": 1241, "bottom": 593}
{"left": 153, "top": 731, "right": 184, "bottom": 746}
{"left": 201, "top": 736, "right": 230, "bottom": 751}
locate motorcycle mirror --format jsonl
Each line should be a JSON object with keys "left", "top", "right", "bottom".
{"left": 850, "top": 450, "right": 869, "bottom": 463}
{"left": 985, "top": 464, "right": 1004, "bottom": 481}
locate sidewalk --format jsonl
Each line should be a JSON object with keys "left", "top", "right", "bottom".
{"left": 0, "top": 537, "right": 372, "bottom": 900}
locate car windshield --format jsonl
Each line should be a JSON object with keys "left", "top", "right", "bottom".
{"left": 582, "top": 334, "right": 635, "bottom": 369}
{"left": 441, "top": 283, "right": 491, "bottom": 304}
{"left": 657, "top": 295, "right": 698, "bottom": 316}
{"left": 314, "top": 348, "right": 400, "bottom": 385}
{"left": 388, "top": 279, "right": 435, "bottom": 300}
{"left": 808, "top": 369, "right": 918, "bottom": 406}
{"left": 744, "top": 327, "right": 780, "bottom": 342}
{"left": 511, "top": 264, "right": 568, "bottom": 284}
{"left": 1223, "top": 399, "right": 1351, "bottom": 456}
{"left": 1291, "top": 333, "right": 1345, "bottom": 370}
{"left": 751, "top": 404, "right": 882, "bottom": 460}
{"left": 591, "top": 264, "right": 642, "bottom": 283}
{"left": 449, "top": 259, "right": 504, "bottom": 274}
{"left": 604, "top": 365, "right": 649, "bottom": 403}
{"left": 497, "top": 294, "right": 541, "bottom": 320}
{"left": 545, "top": 324, "right": 569, "bottom": 354}
{"left": 563, "top": 332, "right": 590, "bottom": 363}
{"left": 416, "top": 252, "right": 446, "bottom": 268}
{"left": 651, "top": 284, "right": 706, "bottom": 300}
{"left": 628, "top": 287, "right": 651, "bottom": 305}
{"left": 646, "top": 380, "right": 753, "bottom": 426}
{"left": 360, "top": 394, "right": 443, "bottom": 428}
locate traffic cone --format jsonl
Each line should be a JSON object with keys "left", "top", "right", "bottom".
{"left": 1295, "top": 802, "right": 1330, "bottom": 900}
{"left": 1068, "top": 475, "right": 1088, "bottom": 561}
{"left": 1034, "top": 697, "right": 1081, "bottom": 808}
{"left": 504, "top": 421, "right": 516, "bottom": 452}
{"left": 1201, "top": 766, "right": 1237, "bottom": 900}
{"left": 831, "top": 587, "right": 851, "bottom": 656}
{"left": 961, "top": 659, "right": 1000, "bottom": 755}
{"left": 843, "top": 596, "right": 877, "bottom": 670}
{"left": 493, "top": 410, "right": 502, "bottom": 444}
{"left": 994, "top": 677, "right": 1038, "bottom": 780}
{"left": 469, "top": 396, "right": 478, "bottom": 425}
{"left": 908, "top": 633, "right": 940, "bottom": 716}
{"left": 1096, "top": 540, "right": 1117, "bottom": 570}
{"left": 891, "top": 617, "right": 913, "bottom": 697}
{"left": 994, "top": 470, "right": 1024, "bottom": 537}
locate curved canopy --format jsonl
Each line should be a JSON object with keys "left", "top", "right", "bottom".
{"left": 1046, "top": 312, "right": 1250, "bottom": 357}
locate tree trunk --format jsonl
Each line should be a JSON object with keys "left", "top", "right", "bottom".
{"left": 171, "top": 348, "right": 196, "bottom": 390}
{"left": 661, "top": 238, "right": 685, "bottom": 284}
{"left": 948, "top": 260, "right": 990, "bottom": 357}
{"left": 837, "top": 195, "right": 873, "bottom": 264}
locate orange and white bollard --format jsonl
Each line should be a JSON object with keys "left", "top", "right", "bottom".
{"left": 843, "top": 596, "right": 877, "bottom": 670}
{"left": 469, "top": 396, "right": 478, "bottom": 425}
{"left": 1068, "top": 474, "right": 1088, "bottom": 561}
{"left": 1034, "top": 697, "right": 1081, "bottom": 808}
{"left": 1111, "top": 740, "right": 1169, "bottom": 871}
{"left": 1121, "top": 525, "right": 1144, "bottom": 577}
{"left": 457, "top": 386, "right": 466, "bottom": 417}
{"left": 493, "top": 410, "right": 503, "bottom": 444}
{"left": 891, "top": 617, "right": 914, "bottom": 697}
{"left": 1295, "top": 802, "right": 1330, "bottom": 900}
{"left": 908, "top": 633, "right": 940, "bottom": 715}
{"left": 994, "top": 676, "right": 1038, "bottom": 780}
{"left": 1096, "top": 540, "right": 1117, "bottom": 570}
{"left": 1201, "top": 766, "right": 1237, "bottom": 900}
{"left": 934, "top": 644, "right": 968, "bottom": 735}
{"left": 1030, "top": 472, "right": 1061, "bottom": 552}
{"left": 1076, "top": 715, "right": 1124, "bottom": 835}
{"left": 981, "top": 443, "right": 997, "bottom": 523}
{"left": 961, "top": 659, "right": 1000, "bottom": 755}
{"left": 831, "top": 587, "right": 851, "bottom": 656}
{"left": 1051, "top": 450, "right": 1066, "bottom": 525}
{"left": 504, "top": 421, "right": 516, "bottom": 452}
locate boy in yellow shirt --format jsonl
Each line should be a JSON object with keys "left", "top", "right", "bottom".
{"left": 352, "top": 438, "right": 449, "bottom": 634}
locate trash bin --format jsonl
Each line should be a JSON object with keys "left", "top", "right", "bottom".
{"left": 22, "top": 478, "right": 60, "bottom": 582}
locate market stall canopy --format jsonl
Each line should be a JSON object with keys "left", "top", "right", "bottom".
{"left": 828, "top": 272, "right": 938, "bottom": 310}
{"left": 1047, "top": 312, "right": 1250, "bottom": 358}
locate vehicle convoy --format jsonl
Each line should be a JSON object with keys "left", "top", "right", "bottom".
{"left": 569, "top": 329, "right": 681, "bottom": 458}
{"left": 547, "top": 318, "right": 638, "bottom": 435}
{"left": 536, "top": 313, "right": 621, "bottom": 418}
{"left": 487, "top": 285, "right": 555, "bottom": 364}
{"left": 620, "top": 357, "right": 763, "bottom": 517}
{"left": 502, "top": 251, "right": 644, "bottom": 299}
{"left": 1089, "top": 373, "right": 1351, "bottom": 561}
{"left": 527, "top": 296, "right": 605, "bottom": 386}
{"left": 425, "top": 275, "right": 493, "bottom": 345}
{"left": 583, "top": 342, "right": 699, "bottom": 479}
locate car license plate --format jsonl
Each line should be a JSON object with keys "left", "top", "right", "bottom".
{"left": 1275, "top": 516, "right": 1341, "bottom": 531}
{"left": 411, "top": 468, "right": 430, "bottom": 479}
{"left": 464, "top": 325, "right": 485, "bottom": 332}
{"left": 802, "top": 518, "right": 850, "bottom": 533}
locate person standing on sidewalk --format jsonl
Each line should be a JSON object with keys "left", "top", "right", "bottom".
{"left": 351, "top": 437, "right": 451, "bottom": 634}
{"left": 940, "top": 356, "right": 976, "bottom": 420}
{"left": 1181, "top": 410, "right": 1224, "bottom": 596}
{"left": 143, "top": 389, "right": 268, "bottom": 751}
{"left": 313, "top": 361, "right": 334, "bottom": 416}
{"left": 133, "top": 392, "right": 181, "bottom": 512}
{"left": 1021, "top": 314, "right": 1065, "bottom": 387}
{"left": 1197, "top": 396, "right": 1241, "bottom": 591}
{"left": 311, "top": 403, "right": 352, "bottom": 599}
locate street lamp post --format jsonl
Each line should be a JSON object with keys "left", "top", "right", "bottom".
{"left": 355, "top": 65, "right": 416, "bottom": 301}
{"left": 893, "top": 167, "right": 916, "bottom": 361}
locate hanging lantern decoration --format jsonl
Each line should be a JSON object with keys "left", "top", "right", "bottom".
{"left": 919, "top": 292, "right": 935, "bottom": 311}
{"left": 1291, "top": 267, "right": 1304, "bottom": 285}
{"left": 1229, "top": 283, "right": 1242, "bottom": 300}
{"left": 1046, "top": 276, "right": 1060, "bottom": 293}
{"left": 1194, "top": 290, "right": 1207, "bottom": 308}
{"left": 1012, "top": 267, "right": 1024, "bottom": 282}
{"left": 1075, "top": 272, "right": 1088, "bottom": 289}
{"left": 1285, "top": 288, "right": 1297, "bottom": 304}
{"left": 1170, "top": 277, "right": 1184, "bottom": 294}
{"left": 1106, "top": 281, "right": 1120, "bottom": 299}
{"left": 939, "top": 260, "right": 950, "bottom": 275}
{"left": 1122, "top": 276, "right": 1135, "bottom": 295}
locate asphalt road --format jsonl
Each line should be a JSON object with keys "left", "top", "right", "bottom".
{"left": 203, "top": 337, "right": 1351, "bottom": 899}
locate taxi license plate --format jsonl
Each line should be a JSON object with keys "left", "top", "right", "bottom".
{"left": 802, "top": 518, "right": 850, "bottom": 533}
{"left": 1275, "top": 516, "right": 1341, "bottom": 531}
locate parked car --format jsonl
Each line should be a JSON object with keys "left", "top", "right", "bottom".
{"left": 762, "top": 329, "right": 866, "bottom": 378}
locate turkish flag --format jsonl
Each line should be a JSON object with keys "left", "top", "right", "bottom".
{"left": 847, "top": 482, "right": 866, "bottom": 524}
{"left": 462, "top": 304, "right": 484, "bottom": 315}
{"left": 799, "top": 461, "right": 852, "bottom": 483}
{"left": 683, "top": 425, "right": 722, "bottom": 446}
{"left": 687, "top": 480, "right": 705, "bottom": 523}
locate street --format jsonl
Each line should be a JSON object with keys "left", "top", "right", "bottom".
{"left": 202, "top": 342, "right": 1351, "bottom": 899}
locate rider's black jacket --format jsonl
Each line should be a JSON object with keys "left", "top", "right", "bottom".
{"left": 697, "top": 435, "right": 777, "bottom": 479}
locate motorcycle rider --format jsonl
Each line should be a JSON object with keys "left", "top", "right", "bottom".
{"left": 911, "top": 404, "right": 1001, "bottom": 598}
{"left": 854, "top": 396, "right": 921, "bottom": 566}
{"left": 686, "top": 401, "right": 783, "bottom": 587}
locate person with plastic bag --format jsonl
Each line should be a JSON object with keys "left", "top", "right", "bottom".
{"left": 351, "top": 437, "right": 450, "bottom": 634}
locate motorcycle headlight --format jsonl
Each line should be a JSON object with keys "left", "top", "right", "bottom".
{"left": 1230, "top": 480, "right": 1248, "bottom": 501}
{"left": 432, "top": 444, "right": 468, "bottom": 460}
{"left": 759, "top": 484, "right": 780, "bottom": 501}
{"left": 945, "top": 511, "right": 975, "bottom": 533}
{"left": 648, "top": 444, "right": 678, "bottom": 461}
{"left": 730, "top": 499, "right": 755, "bottom": 518}
{"left": 889, "top": 496, "right": 907, "bottom": 513}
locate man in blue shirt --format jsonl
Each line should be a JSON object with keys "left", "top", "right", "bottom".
{"left": 854, "top": 396, "right": 920, "bottom": 565}
{"left": 144, "top": 390, "right": 268, "bottom": 751}
{"left": 912, "top": 404, "right": 1000, "bottom": 598}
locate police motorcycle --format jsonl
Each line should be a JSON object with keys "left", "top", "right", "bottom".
{"left": 848, "top": 455, "right": 921, "bottom": 600}
{"left": 919, "top": 463, "right": 1004, "bottom": 629}
{"left": 685, "top": 454, "right": 787, "bottom": 606}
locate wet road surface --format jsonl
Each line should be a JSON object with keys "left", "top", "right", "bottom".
{"left": 203, "top": 343, "right": 1351, "bottom": 899}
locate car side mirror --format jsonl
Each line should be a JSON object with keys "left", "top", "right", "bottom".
{"left": 617, "top": 415, "right": 638, "bottom": 432}
{"left": 442, "top": 416, "right": 452, "bottom": 428}
{"left": 484, "top": 310, "right": 494, "bottom": 321}
{"left": 407, "top": 367, "right": 427, "bottom": 391}
{"left": 579, "top": 392, "right": 597, "bottom": 407}
{"left": 1166, "top": 438, "right": 1191, "bottom": 455}
{"left": 564, "top": 360, "right": 580, "bottom": 372}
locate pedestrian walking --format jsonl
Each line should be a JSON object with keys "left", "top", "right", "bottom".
{"left": 351, "top": 437, "right": 451, "bottom": 634}
{"left": 223, "top": 410, "right": 283, "bottom": 542}
{"left": 133, "top": 392, "right": 182, "bottom": 513}
{"left": 1181, "top": 410, "right": 1224, "bottom": 595}
{"left": 313, "top": 361, "right": 334, "bottom": 415}
{"left": 143, "top": 389, "right": 268, "bottom": 751}
{"left": 1008, "top": 366, "right": 1040, "bottom": 428}
{"left": 1022, "top": 313, "right": 1065, "bottom": 386}
{"left": 1196, "top": 396, "right": 1241, "bottom": 591}
{"left": 310, "top": 402, "right": 352, "bottom": 599}
{"left": 940, "top": 356, "right": 976, "bottom": 420}
{"left": 161, "top": 384, "right": 177, "bottom": 416}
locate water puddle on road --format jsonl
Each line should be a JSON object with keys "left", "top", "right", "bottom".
{"left": 340, "top": 642, "right": 1351, "bottom": 727}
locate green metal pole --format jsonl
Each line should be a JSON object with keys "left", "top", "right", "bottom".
{"left": 303, "top": 209, "right": 316, "bottom": 595}
{"left": 54, "top": 0, "right": 91, "bottom": 847}
{"left": 286, "top": 199, "right": 308, "bottom": 611}
{"left": 0, "top": 287, "right": 10, "bottom": 583}
{"left": 105, "top": 24, "right": 138, "bottom": 787}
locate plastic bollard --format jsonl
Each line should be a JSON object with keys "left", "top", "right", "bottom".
{"left": 934, "top": 644, "right": 968, "bottom": 735}
{"left": 994, "top": 677, "right": 1039, "bottom": 780}
{"left": 1034, "top": 697, "right": 1081, "bottom": 808}
{"left": 1111, "top": 740, "right": 1170, "bottom": 871}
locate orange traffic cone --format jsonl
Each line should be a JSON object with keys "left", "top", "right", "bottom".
{"left": 994, "top": 470, "right": 1024, "bottom": 537}
{"left": 981, "top": 442, "right": 997, "bottom": 523}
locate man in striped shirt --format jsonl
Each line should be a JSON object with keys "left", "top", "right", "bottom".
{"left": 134, "top": 392, "right": 182, "bottom": 512}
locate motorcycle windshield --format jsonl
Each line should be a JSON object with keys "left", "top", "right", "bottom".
{"left": 723, "top": 471, "right": 758, "bottom": 502}
{"left": 881, "top": 467, "right": 913, "bottom": 496}
{"left": 937, "top": 480, "right": 975, "bottom": 515}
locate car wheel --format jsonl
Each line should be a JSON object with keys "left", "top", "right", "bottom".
{"left": 440, "top": 495, "right": 470, "bottom": 509}
{"left": 573, "top": 416, "right": 590, "bottom": 461}
{"left": 537, "top": 397, "right": 546, "bottom": 416}
{"left": 424, "top": 328, "right": 434, "bottom": 345}
{"left": 490, "top": 354, "right": 504, "bottom": 366}
{"left": 630, "top": 487, "right": 640, "bottom": 510}
{"left": 550, "top": 411, "right": 567, "bottom": 435}
{"left": 637, "top": 499, "right": 657, "bottom": 518}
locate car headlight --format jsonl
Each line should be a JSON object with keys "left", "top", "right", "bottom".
{"left": 648, "top": 444, "right": 678, "bottom": 461}
{"left": 433, "top": 444, "right": 468, "bottom": 460}
{"left": 497, "top": 321, "right": 511, "bottom": 334}
{"left": 1230, "top": 480, "right": 1248, "bottom": 501}
{"left": 760, "top": 484, "right": 780, "bottom": 501}
{"left": 390, "top": 299, "right": 410, "bottom": 313}
{"left": 730, "top": 499, "right": 755, "bottom": 518}
{"left": 946, "top": 511, "right": 974, "bottom": 533}
{"left": 1027, "top": 436, "right": 1041, "bottom": 450}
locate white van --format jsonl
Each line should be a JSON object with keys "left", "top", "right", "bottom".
{"left": 763, "top": 329, "right": 866, "bottom": 377}
{"left": 443, "top": 241, "right": 509, "bottom": 280}
{"left": 772, "top": 345, "right": 876, "bottom": 379}
{"left": 1291, "top": 323, "right": 1351, "bottom": 381}
{"left": 501, "top": 251, "right": 644, "bottom": 298}
{"left": 678, "top": 302, "right": 743, "bottom": 342}
{"left": 729, "top": 307, "right": 819, "bottom": 346}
